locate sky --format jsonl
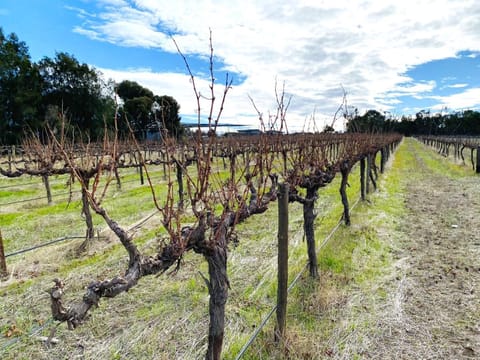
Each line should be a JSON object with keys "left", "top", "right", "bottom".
{"left": 1, "top": 0, "right": 480, "bottom": 132}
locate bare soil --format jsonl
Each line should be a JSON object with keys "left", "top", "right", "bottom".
{"left": 333, "top": 140, "right": 480, "bottom": 359}
{"left": 392, "top": 146, "right": 480, "bottom": 359}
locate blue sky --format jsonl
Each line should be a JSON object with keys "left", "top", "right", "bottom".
{"left": 1, "top": 0, "right": 480, "bottom": 131}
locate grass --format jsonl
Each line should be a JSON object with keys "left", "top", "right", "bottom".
{"left": 0, "top": 188, "right": 37, "bottom": 200}
{"left": 411, "top": 138, "right": 473, "bottom": 179}
{"left": 0, "top": 166, "right": 168, "bottom": 253}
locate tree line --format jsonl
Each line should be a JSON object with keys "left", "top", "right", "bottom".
{"left": 0, "top": 28, "right": 184, "bottom": 145}
{"left": 346, "top": 108, "right": 480, "bottom": 135}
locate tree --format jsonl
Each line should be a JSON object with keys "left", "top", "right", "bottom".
{"left": 0, "top": 28, "right": 43, "bottom": 144}
{"left": 116, "top": 80, "right": 152, "bottom": 139}
{"left": 116, "top": 80, "right": 184, "bottom": 140}
{"left": 414, "top": 110, "right": 432, "bottom": 135}
{"left": 116, "top": 80, "right": 153, "bottom": 100}
{"left": 346, "top": 109, "right": 386, "bottom": 133}
{"left": 459, "top": 110, "right": 480, "bottom": 135}
{"left": 152, "top": 95, "right": 184, "bottom": 139}
{"left": 396, "top": 115, "right": 416, "bottom": 136}
{"left": 322, "top": 124, "right": 335, "bottom": 133}
{"left": 122, "top": 96, "right": 152, "bottom": 139}
{"left": 38, "top": 52, "right": 113, "bottom": 140}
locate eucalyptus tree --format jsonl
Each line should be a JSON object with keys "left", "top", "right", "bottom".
{"left": 38, "top": 52, "right": 114, "bottom": 140}
{"left": 0, "top": 28, "right": 42, "bottom": 144}
{"left": 116, "top": 80, "right": 184, "bottom": 140}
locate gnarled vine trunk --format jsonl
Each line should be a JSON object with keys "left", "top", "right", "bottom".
{"left": 77, "top": 177, "right": 95, "bottom": 254}
{"left": 339, "top": 161, "right": 351, "bottom": 226}
{"left": 205, "top": 247, "right": 228, "bottom": 360}
{"left": 204, "top": 219, "right": 229, "bottom": 360}
{"left": 81, "top": 178, "right": 94, "bottom": 240}
{"left": 303, "top": 188, "right": 319, "bottom": 278}
{"left": 42, "top": 174, "right": 53, "bottom": 205}
{"left": 289, "top": 171, "right": 335, "bottom": 279}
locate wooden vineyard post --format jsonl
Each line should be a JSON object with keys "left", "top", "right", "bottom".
{"left": 366, "top": 154, "right": 371, "bottom": 194}
{"left": 360, "top": 157, "right": 366, "bottom": 200}
{"left": 175, "top": 161, "right": 184, "bottom": 210}
{"left": 380, "top": 147, "right": 386, "bottom": 174}
{"left": 162, "top": 151, "right": 167, "bottom": 181}
{"left": 134, "top": 150, "right": 144, "bottom": 185}
{"left": 339, "top": 161, "right": 351, "bottom": 226}
{"left": 275, "top": 183, "right": 289, "bottom": 343}
{"left": 138, "top": 163, "right": 144, "bottom": 185}
{"left": 476, "top": 147, "right": 480, "bottom": 174}
{"left": 471, "top": 148, "right": 475, "bottom": 171}
{"left": 8, "top": 145, "right": 15, "bottom": 172}
{"left": 369, "top": 153, "right": 377, "bottom": 190}
{"left": 0, "top": 229, "right": 7, "bottom": 278}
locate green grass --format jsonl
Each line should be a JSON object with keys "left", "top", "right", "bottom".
{"left": 0, "top": 213, "right": 21, "bottom": 228}
{"left": 0, "top": 188, "right": 37, "bottom": 200}
{"left": 410, "top": 138, "right": 473, "bottom": 178}
{"left": 0, "top": 167, "right": 168, "bottom": 254}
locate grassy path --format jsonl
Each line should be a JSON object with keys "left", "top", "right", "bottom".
{"left": 367, "top": 138, "right": 480, "bottom": 359}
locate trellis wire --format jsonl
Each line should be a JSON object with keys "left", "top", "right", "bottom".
{"left": 5, "top": 210, "right": 158, "bottom": 258}
{"left": 0, "top": 174, "right": 165, "bottom": 207}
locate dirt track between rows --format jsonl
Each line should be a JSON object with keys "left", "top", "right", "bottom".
{"left": 367, "top": 140, "right": 480, "bottom": 359}
{"left": 328, "top": 139, "right": 480, "bottom": 360}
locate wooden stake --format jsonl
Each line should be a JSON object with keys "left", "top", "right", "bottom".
{"left": 275, "top": 183, "right": 289, "bottom": 342}
{"left": 476, "top": 147, "right": 480, "bottom": 174}
{"left": 0, "top": 229, "right": 7, "bottom": 278}
{"left": 360, "top": 157, "right": 366, "bottom": 200}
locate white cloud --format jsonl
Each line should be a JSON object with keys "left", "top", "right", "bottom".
{"left": 75, "top": 0, "right": 480, "bottom": 130}
{"left": 441, "top": 76, "right": 457, "bottom": 83}
{"left": 97, "top": 0, "right": 128, "bottom": 6}
{"left": 446, "top": 83, "right": 469, "bottom": 89}
{"left": 389, "top": 81, "right": 437, "bottom": 97}
{"left": 64, "top": 5, "right": 96, "bottom": 19}
{"left": 431, "top": 87, "right": 480, "bottom": 110}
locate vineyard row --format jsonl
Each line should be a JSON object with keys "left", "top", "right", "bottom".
{"left": 1, "top": 131, "right": 402, "bottom": 359}
{"left": 417, "top": 135, "right": 480, "bottom": 173}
